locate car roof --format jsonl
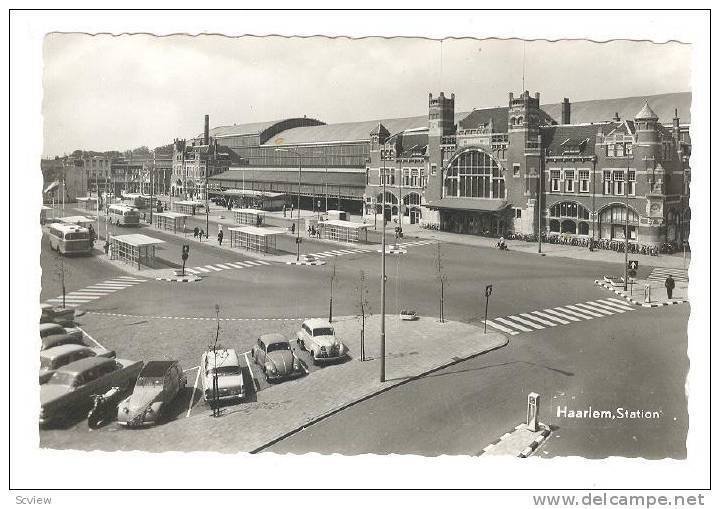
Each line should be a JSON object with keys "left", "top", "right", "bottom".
{"left": 259, "top": 333, "right": 288, "bottom": 344}
{"left": 55, "top": 356, "right": 115, "bottom": 375}
{"left": 139, "top": 360, "right": 178, "bottom": 378}
{"left": 304, "top": 318, "right": 333, "bottom": 329}
{"left": 40, "top": 323, "right": 65, "bottom": 333}
{"left": 204, "top": 348, "right": 239, "bottom": 368}
{"left": 40, "top": 344, "right": 91, "bottom": 358}
{"left": 42, "top": 333, "right": 81, "bottom": 349}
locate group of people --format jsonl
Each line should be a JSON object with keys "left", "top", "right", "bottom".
{"left": 307, "top": 224, "right": 319, "bottom": 238}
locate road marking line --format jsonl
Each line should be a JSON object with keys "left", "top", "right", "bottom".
{"left": 224, "top": 262, "right": 244, "bottom": 268}
{"left": 495, "top": 317, "right": 533, "bottom": 332}
{"left": 184, "top": 269, "right": 200, "bottom": 274}
{"left": 205, "top": 265, "right": 223, "bottom": 272}
{"left": 607, "top": 297, "right": 638, "bottom": 307}
{"left": 574, "top": 302, "right": 614, "bottom": 316}
{"left": 598, "top": 299, "right": 635, "bottom": 311}
{"left": 65, "top": 292, "right": 105, "bottom": 298}
{"left": 76, "top": 326, "right": 105, "bottom": 349}
{"left": 103, "top": 281, "right": 133, "bottom": 286}
{"left": 84, "top": 286, "right": 121, "bottom": 290}
{"left": 256, "top": 260, "right": 271, "bottom": 265}
{"left": 215, "top": 264, "right": 232, "bottom": 270}
{"left": 484, "top": 320, "right": 520, "bottom": 335}
{"left": 507, "top": 315, "right": 545, "bottom": 330}
{"left": 542, "top": 308, "right": 581, "bottom": 322}
{"left": 532, "top": 310, "right": 570, "bottom": 324}
{"left": 555, "top": 306, "right": 593, "bottom": 320}
{"left": 186, "top": 365, "right": 202, "bottom": 418}
{"left": 589, "top": 300, "right": 628, "bottom": 313}
{"left": 195, "top": 267, "right": 211, "bottom": 273}
{"left": 64, "top": 295, "right": 100, "bottom": 300}
{"left": 243, "top": 352, "right": 259, "bottom": 391}
{"left": 47, "top": 298, "right": 88, "bottom": 304}
{"left": 566, "top": 305, "right": 604, "bottom": 318}
{"left": 115, "top": 276, "right": 147, "bottom": 282}
{"left": 243, "top": 261, "right": 262, "bottom": 266}
{"left": 520, "top": 313, "right": 557, "bottom": 327}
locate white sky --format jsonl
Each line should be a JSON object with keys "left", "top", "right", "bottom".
{"left": 42, "top": 34, "right": 691, "bottom": 157}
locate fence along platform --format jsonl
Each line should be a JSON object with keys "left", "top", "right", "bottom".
{"left": 154, "top": 211, "right": 189, "bottom": 234}
{"left": 110, "top": 233, "right": 165, "bottom": 270}
{"left": 316, "top": 219, "right": 370, "bottom": 243}
{"left": 228, "top": 226, "right": 284, "bottom": 254}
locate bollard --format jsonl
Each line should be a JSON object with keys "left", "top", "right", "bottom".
{"left": 644, "top": 283, "right": 651, "bottom": 303}
{"left": 527, "top": 392, "right": 539, "bottom": 432}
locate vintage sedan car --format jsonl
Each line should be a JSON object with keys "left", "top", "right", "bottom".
{"left": 40, "top": 323, "right": 83, "bottom": 343}
{"left": 39, "top": 344, "right": 116, "bottom": 384}
{"left": 201, "top": 348, "right": 245, "bottom": 405}
{"left": 117, "top": 360, "right": 187, "bottom": 427}
{"left": 39, "top": 356, "right": 142, "bottom": 427}
{"left": 296, "top": 318, "right": 348, "bottom": 365}
{"left": 40, "top": 303, "right": 76, "bottom": 327}
{"left": 252, "top": 333, "right": 304, "bottom": 382}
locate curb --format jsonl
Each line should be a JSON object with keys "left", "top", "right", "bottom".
{"left": 518, "top": 425, "right": 551, "bottom": 458}
{"left": 250, "top": 334, "right": 510, "bottom": 454}
{"left": 286, "top": 260, "right": 326, "bottom": 266}
{"left": 377, "top": 248, "right": 408, "bottom": 255}
{"left": 155, "top": 275, "right": 204, "bottom": 283}
{"left": 594, "top": 280, "right": 688, "bottom": 307}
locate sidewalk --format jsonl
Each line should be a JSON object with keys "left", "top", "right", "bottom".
{"left": 594, "top": 277, "right": 688, "bottom": 307}
{"left": 407, "top": 228, "right": 691, "bottom": 269}
{"left": 43, "top": 314, "right": 508, "bottom": 453}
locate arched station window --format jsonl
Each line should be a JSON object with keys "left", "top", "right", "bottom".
{"left": 444, "top": 150, "right": 506, "bottom": 199}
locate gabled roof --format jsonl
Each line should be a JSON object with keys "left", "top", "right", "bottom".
{"left": 370, "top": 123, "right": 390, "bottom": 137}
{"left": 458, "top": 107, "right": 510, "bottom": 132}
{"left": 541, "top": 124, "right": 606, "bottom": 157}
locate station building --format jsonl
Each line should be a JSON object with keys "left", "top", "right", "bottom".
{"left": 201, "top": 90, "right": 690, "bottom": 247}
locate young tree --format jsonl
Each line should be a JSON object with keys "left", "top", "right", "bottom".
{"left": 435, "top": 242, "right": 448, "bottom": 323}
{"left": 354, "top": 270, "right": 372, "bottom": 361}
{"left": 328, "top": 255, "right": 337, "bottom": 323}
{"left": 55, "top": 251, "right": 68, "bottom": 309}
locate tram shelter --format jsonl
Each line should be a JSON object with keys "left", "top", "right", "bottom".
{"left": 228, "top": 226, "right": 284, "bottom": 254}
{"left": 233, "top": 208, "right": 265, "bottom": 226}
{"left": 173, "top": 200, "right": 203, "bottom": 215}
{"left": 110, "top": 234, "right": 165, "bottom": 270}
{"left": 316, "top": 219, "right": 370, "bottom": 243}
{"left": 153, "top": 211, "right": 189, "bottom": 234}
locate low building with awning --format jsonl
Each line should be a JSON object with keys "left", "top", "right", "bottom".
{"left": 425, "top": 198, "right": 511, "bottom": 236}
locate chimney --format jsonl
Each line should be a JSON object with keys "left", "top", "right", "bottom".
{"left": 613, "top": 112, "right": 621, "bottom": 122}
{"left": 672, "top": 108, "right": 681, "bottom": 141}
{"left": 562, "top": 98, "right": 571, "bottom": 124}
{"left": 204, "top": 114, "right": 209, "bottom": 146}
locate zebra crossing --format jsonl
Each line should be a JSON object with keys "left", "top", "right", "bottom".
{"left": 184, "top": 259, "right": 272, "bottom": 274}
{"left": 304, "top": 239, "right": 436, "bottom": 260}
{"left": 45, "top": 276, "right": 147, "bottom": 308}
{"left": 647, "top": 266, "right": 688, "bottom": 283}
{"left": 484, "top": 298, "right": 637, "bottom": 336}
{"left": 397, "top": 239, "right": 436, "bottom": 248}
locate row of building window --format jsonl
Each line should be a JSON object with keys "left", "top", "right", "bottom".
{"left": 605, "top": 142, "right": 633, "bottom": 158}
{"left": 378, "top": 168, "right": 426, "bottom": 188}
{"left": 549, "top": 169, "right": 636, "bottom": 196}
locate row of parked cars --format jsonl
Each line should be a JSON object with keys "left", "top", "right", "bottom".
{"left": 39, "top": 310, "right": 350, "bottom": 428}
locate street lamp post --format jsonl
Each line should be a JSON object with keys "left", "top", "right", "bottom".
{"left": 276, "top": 148, "right": 303, "bottom": 261}
{"left": 623, "top": 153, "right": 631, "bottom": 291}
{"left": 380, "top": 153, "right": 387, "bottom": 383}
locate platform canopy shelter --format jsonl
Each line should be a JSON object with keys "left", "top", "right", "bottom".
{"left": 76, "top": 196, "right": 99, "bottom": 211}
{"left": 110, "top": 233, "right": 165, "bottom": 270}
{"left": 228, "top": 225, "right": 285, "bottom": 254}
{"left": 316, "top": 219, "right": 370, "bottom": 243}
{"left": 222, "top": 189, "right": 287, "bottom": 211}
{"left": 154, "top": 211, "right": 189, "bottom": 234}
{"left": 173, "top": 200, "right": 203, "bottom": 215}
{"left": 233, "top": 208, "right": 265, "bottom": 226}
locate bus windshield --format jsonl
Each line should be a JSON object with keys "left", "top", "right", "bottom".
{"left": 64, "top": 232, "right": 89, "bottom": 240}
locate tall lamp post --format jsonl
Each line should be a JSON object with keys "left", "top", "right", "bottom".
{"left": 276, "top": 148, "right": 303, "bottom": 261}
{"left": 380, "top": 150, "right": 387, "bottom": 383}
{"left": 623, "top": 152, "right": 631, "bottom": 291}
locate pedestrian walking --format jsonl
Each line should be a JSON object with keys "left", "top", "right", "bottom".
{"left": 217, "top": 229, "right": 224, "bottom": 246}
{"left": 104, "top": 239, "right": 109, "bottom": 255}
{"left": 282, "top": 204, "right": 286, "bottom": 218}
{"left": 199, "top": 229, "right": 205, "bottom": 242}
{"left": 665, "top": 275, "right": 675, "bottom": 299}
{"left": 193, "top": 226, "right": 199, "bottom": 238}
{"left": 291, "top": 223, "right": 295, "bottom": 235}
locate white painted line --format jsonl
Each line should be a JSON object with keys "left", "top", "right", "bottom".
{"left": 66, "top": 292, "right": 106, "bottom": 297}
{"left": 244, "top": 261, "right": 262, "bottom": 266}
{"left": 313, "top": 253, "right": 331, "bottom": 258}
{"left": 532, "top": 310, "right": 570, "bottom": 325}
{"left": 495, "top": 317, "right": 533, "bottom": 332}
{"left": 213, "top": 264, "right": 231, "bottom": 270}
{"left": 520, "top": 313, "right": 557, "bottom": 327}
{"left": 566, "top": 305, "right": 604, "bottom": 318}
{"left": 608, "top": 297, "right": 639, "bottom": 308}
{"left": 76, "top": 326, "right": 105, "bottom": 349}
{"left": 84, "top": 286, "right": 120, "bottom": 291}
{"left": 542, "top": 308, "right": 581, "bottom": 322}
{"left": 574, "top": 303, "right": 614, "bottom": 316}
{"left": 47, "top": 297, "right": 92, "bottom": 303}
{"left": 484, "top": 319, "right": 520, "bottom": 335}
{"left": 65, "top": 295, "right": 100, "bottom": 300}
{"left": 598, "top": 299, "right": 635, "bottom": 311}
{"left": 195, "top": 267, "right": 211, "bottom": 273}
{"left": 103, "top": 281, "right": 133, "bottom": 286}
{"left": 186, "top": 366, "right": 202, "bottom": 418}
{"left": 205, "top": 265, "right": 222, "bottom": 272}
{"left": 256, "top": 260, "right": 271, "bottom": 265}
{"left": 243, "top": 351, "right": 258, "bottom": 389}
{"left": 507, "top": 315, "right": 545, "bottom": 330}
{"left": 555, "top": 306, "right": 594, "bottom": 320}
{"left": 590, "top": 300, "right": 629, "bottom": 313}
{"left": 185, "top": 269, "right": 200, "bottom": 274}
{"left": 225, "top": 262, "right": 245, "bottom": 268}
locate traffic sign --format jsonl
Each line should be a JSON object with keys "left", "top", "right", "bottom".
{"left": 628, "top": 260, "right": 639, "bottom": 270}
{"left": 485, "top": 284, "right": 493, "bottom": 298}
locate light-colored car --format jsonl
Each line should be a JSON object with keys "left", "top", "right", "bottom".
{"left": 40, "top": 323, "right": 83, "bottom": 343}
{"left": 252, "top": 333, "right": 304, "bottom": 382}
{"left": 117, "top": 360, "right": 187, "bottom": 427}
{"left": 39, "top": 344, "right": 116, "bottom": 384}
{"left": 39, "top": 356, "right": 142, "bottom": 426}
{"left": 296, "top": 318, "right": 348, "bottom": 365}
{"left": 201, "top": 348, "right": 246, "bottom": 404}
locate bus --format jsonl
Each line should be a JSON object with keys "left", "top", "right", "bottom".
{"left": 47, "top": 223, "right": 93, "bottom": 255}
{"left": 59, "top": 216, "right": 96, "bottom": 230}
{"left": 108, "top": 204, "right": 140, "bottom": 226}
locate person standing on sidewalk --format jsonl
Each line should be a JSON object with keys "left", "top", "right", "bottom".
{"left": 217, "top": 229, "right": 224, "bottom": 246}
{"left": 665, "top": 275, "right": 675, "bottom": 299}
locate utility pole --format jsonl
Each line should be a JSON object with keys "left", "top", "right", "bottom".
{"left": 380, "top": 154, "right": 387, "bottom": 383}
{"left": 436, "top": 242, "right": 447, "bottom": 323}
{"left": 150, "top": 150, "right": 155, "bottom": 226}
{"left": 357, "top": 270, "right": 369, "bottom": 362}
{"left": 537, "top": 164, "right": 542, "bottom": 254}
{"left": 211, "top": 304, "right": 221, "bottom": 417}
{"left": 329, "top": 255, "right": 336, "bottom": 323}
{"left": 276, "top": 148, "right": 303, "bottom": 261}
{"left": 56, "top": 251, "right": 66, "bottom": 309}
{"left": 624, "top": 153, "right": 630, "bottom": 291}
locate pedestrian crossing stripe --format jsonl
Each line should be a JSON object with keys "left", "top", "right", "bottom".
{"left": 189, "top": 260, "right": 273, "bottom": 273}
{"left": 647, "top": 267, "right": 688, "bottom": 282}
{"left": 484, "top": 298, "right": 639, "bottom": 337}
{"left": 43, "top": 277, "right": 147, "bottom": 308}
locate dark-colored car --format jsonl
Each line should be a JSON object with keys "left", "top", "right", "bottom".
{"left": 40, "top": 344, "right": 116, "bottom": 384}
{"left": 117, "top": 361, "right": 187, "bottom": 427}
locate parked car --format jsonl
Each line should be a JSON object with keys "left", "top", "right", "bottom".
{"left": 296, "top": 318, "right": 348, "bottom": 365}
{"left": 40, "top": 323, "right": 82, "bottom": 343}
{"left": 201, "top": 348, "right": 245, "bottom": 405}
{"left": 40, "top": 344, "right": 116, "bottom": 384}
{"left": 41, "top": 332, "right": 89, "bottom": 351}
{"left": 40, "top": 303, "right": 76, "bottom": 327}
{"left": 252, "top": 333, "right": 304, "bottom": 382}
{"left": 39, "top": 356, "right": 142, "bottom": 427}
{"left": 117, "top": 360, "right": 187, "bottom": 427}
